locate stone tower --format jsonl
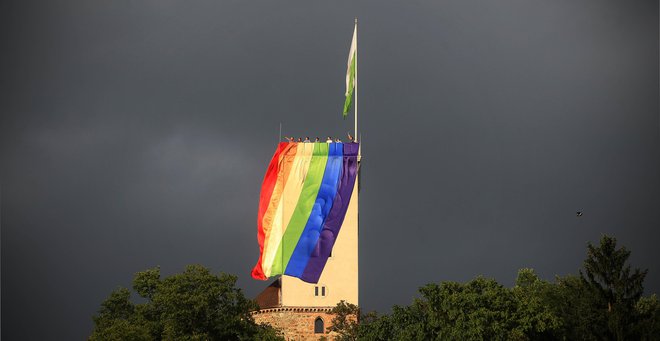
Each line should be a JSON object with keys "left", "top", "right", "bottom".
{"left": 253, "top": 157, "right": 360, "bottom": 341}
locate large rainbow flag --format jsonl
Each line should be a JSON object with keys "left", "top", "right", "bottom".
{"left": 252, "top": 142, "right": 359, "bottom": 284}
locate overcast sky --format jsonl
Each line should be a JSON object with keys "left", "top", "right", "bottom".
{"left": 1, "top": 1, "right": 659, "bottom": 340}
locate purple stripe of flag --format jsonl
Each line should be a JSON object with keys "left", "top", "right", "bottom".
{"left": 299, "top": 142, "right": 359, "bottom": 283}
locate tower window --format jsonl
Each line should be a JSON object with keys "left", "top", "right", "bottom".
{"left": 314, "top": 285, "right": 326, "bottom": 297}
{"left": 314, "top": 317, "right": 324, "bottom": 334}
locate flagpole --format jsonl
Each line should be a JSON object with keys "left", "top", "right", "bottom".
{"left": 354, "top": 18, "right": 358, "bottom": 141}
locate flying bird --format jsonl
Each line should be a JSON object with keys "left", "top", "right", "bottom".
{"left": 576, "top": 211, "right": 583, "bottom": 217}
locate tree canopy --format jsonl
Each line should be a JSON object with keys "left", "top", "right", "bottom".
{"left": 90, "top": 265, "right": 282, "bottom": 341}
{"left": 91, "top": 235, "right": 658, "bottom": 340}
{"left": 329, "top": 235, "right": 659, "bottom": 341}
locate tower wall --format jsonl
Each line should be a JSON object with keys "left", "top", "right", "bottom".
{"left": 254, "top": 152, "right": 360, "bottom": 340}
{"left": 252, "top": 308, "right": 336, "bottom": 341}
{"left": 281, "top": 179, "right": 359, "bottom": 307}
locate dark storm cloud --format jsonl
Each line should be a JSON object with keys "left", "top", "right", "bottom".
{"left": 2, "top": 1, "right": 659, "bottom": 339}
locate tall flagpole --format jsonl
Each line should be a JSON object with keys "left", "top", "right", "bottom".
{"left": 354, "top": 18, "right": 358, "bottom": 141}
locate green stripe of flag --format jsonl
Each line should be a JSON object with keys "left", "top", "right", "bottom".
{"left": 270, "top": 143, "right": 329, "bottom": 275}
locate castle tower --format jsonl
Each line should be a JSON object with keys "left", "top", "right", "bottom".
{"left": 252, "top": 146, "right": 360, "bottom": 341}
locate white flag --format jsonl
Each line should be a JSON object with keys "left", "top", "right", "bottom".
{"left": 343, "top": 25, "right": 357, "bottom": 117}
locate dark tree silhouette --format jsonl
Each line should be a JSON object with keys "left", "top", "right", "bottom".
{"left": 580, "top": 235, "right": 648, "bottom": 340}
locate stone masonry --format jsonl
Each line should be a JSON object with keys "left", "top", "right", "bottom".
{"left": 252, "top": 307, "right": 336, "bottom": 341}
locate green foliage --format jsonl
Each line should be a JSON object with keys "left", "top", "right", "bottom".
{"left": 92, "top": 235, "right": 654, "bottom": 341}
{"left": 413, "top": 278, "right": 518, "bottom": 340}
{"left": 355, "top": 311, "right": 391, "bottom": 341}
{"left": 332, "top": 274, "right": 562, "bottom": 341}
{"left": 634, "top": 294, "right": 660, "bottom": 340}
{"left": 548, "top": 274, "right": 607, "bottom": 340}
{"left": 328, "top": 235, "right": 655, "bottom": 341}
{"left": 580, "top": 235, "right": 648, "bottom": 340}
{"left": 90, "top": 265, "right": 283, "bottom": 341}
{"left": 512, "top": 268, "right": 562, "bottom": 339}
{"left": 89, "top": 318, "right": 151, "bottom": 341}
{"left": 327, "top": 300, "right": 360, "bottom": 341}
{"left": 90, "top": 288, "right": 151, "bottom": 341}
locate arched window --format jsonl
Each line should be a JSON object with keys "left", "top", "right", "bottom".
{"left": 314, "top": 317, "right": 324, "bottom": 334}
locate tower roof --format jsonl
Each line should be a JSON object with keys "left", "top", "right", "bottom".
{"left": 255, "top": 278, "right": 281, "bottom": 309}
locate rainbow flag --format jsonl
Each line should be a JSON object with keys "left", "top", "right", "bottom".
{"left": 252, "top": 142, "right": 359, "bottom": 283}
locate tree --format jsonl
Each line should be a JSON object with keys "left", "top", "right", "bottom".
{"left": 412, "top": 278, "right": 520, "bottom": 340}
{"left": 355, "top": 310, "right": 392, "bottom": 341}
{"left": 548, "top": 274, "right": 608, "bottom": 340}
{"left": 511, "top": 269, "right": 562, "bottom": 340}
{"left": 343, "top": 276, "right": 562, "bottom": 340}
{"left": 327, "top": 300, "right": 360, "bottom": 341}
{"left": 328, "top": 235, "right": 655, "bottom": 341}
{"left": 90, "top": 288, "right": 151, "bottom": 341}
{"left": 90, "top": 265, "right": 283, "bottom": 341}
{"left": 633, "top": 294, "right": 660, "bottom": 340}
{"left": 580, "top": 235, "right": 648, "bottom": 340}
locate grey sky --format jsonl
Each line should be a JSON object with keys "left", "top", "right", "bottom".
{"left": 2, "top": 1, "right": 659, "bottom": 340}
